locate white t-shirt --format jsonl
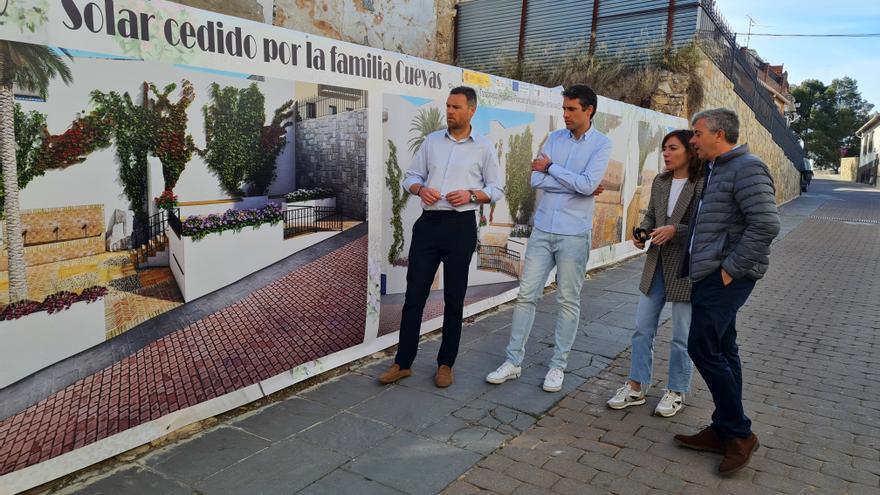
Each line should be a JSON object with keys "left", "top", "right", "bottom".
{"left": 668, "top": 178, "right": 688, "bottom": 218}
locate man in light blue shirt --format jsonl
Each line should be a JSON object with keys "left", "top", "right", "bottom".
{"left": 487, "top": 85, "right": 612, "bottom": 392}
{"left": 379, "top": 86, "right": 503, "bottom": 388}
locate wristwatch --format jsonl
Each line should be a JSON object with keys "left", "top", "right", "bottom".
{"left": 543, "top": 162, "right": 553, "bottom": 173}
{"left": 469, "top": 190, "right": 479, "bottom": 203}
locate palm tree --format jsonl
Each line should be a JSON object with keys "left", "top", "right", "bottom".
{"left": 0, "top": 42, "right": 72, "bottom": 302}
{"left": 407, "top": 107, "right": 444, "bottom": 155}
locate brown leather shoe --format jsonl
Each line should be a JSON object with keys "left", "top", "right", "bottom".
{"left": 674, "top": 426, "right": 725, "bottom": 454}
{"left": 719, "top": 433, "right": 759, "bottom": 476}
{"left": 435, "top": 365, "right": 454, "bottom": 388}
{"left": 378, "top": 363, "right": 411, "bottom": 384}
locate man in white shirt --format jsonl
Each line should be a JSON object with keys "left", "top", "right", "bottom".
{"left": 379, "top": 86, "right": 503, "bottom": 388}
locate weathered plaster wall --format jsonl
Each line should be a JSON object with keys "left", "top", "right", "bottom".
{"left": 170, "top": 0, "right": 273, "bottom": 23}
{"left": 273, "top": 0, "right": 458, "bottom": 63}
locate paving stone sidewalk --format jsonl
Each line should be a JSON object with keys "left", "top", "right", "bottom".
{"left": 446, "top": 179, "right": 880, "bottom": 495}
{"left": 54, "top": 179, "right": 879, "bottom": 495}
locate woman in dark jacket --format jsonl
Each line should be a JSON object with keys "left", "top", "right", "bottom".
{"left": 607, "top": 130, "right": 703, "bottom": 417}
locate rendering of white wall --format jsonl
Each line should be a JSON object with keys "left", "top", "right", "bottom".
{"left": 0, "top": 299, "right": 106, "bottom": 388}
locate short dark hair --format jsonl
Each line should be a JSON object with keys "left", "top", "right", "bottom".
{"left": 562, "top": 85, "right": 597, "bottom": 120}
{"left": 450, "top": 86, "right": 477, "bottom": 108}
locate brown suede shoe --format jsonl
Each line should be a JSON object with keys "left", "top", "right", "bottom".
{"left": 435, "top": 365, "right": 454, "bottom": 388}
{"left": 719, "top": 433, "right": 759, "bottom": 476}
{"left": 378, "top": 363, "right": 411, "bottom": 384}
{"left": 674, "top": 426, "right": 725, "bottom": 454}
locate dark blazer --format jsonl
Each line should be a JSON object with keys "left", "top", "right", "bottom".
{"left": 638, "top": 172, "right": 703, "bottom": 302}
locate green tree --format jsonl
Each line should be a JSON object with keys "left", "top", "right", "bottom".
{"left": 791, "top": 77, "right": 874, "bottom": 169}
{"left": 407, "top": 107, "right": 444, "bottom": 155}
{"left": 505, "top": 127, "right": 535, "bottom": 225}
{"left": 0, "top": 41, "right": 72, "bottom": 302}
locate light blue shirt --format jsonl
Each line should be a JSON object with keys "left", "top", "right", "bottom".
{"left": 531, "top": 127, "right": 613, "bottom": 235}
{"left": 402, "top": 128, "right": 503, "bottom": 212}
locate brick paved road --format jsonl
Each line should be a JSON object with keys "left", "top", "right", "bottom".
{"left": 448, "top": 179, "right": 880, "bottom": 495}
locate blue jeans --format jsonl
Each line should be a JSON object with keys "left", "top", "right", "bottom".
{"left": 629, "top": 268, "right": 694, "bottom": 393}
{"left": 505, "top": 228, "right": 591, "bottom": 370}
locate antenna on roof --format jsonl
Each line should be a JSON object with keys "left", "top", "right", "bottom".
{"left": 745, "top": 15, "right": 759, "bottom": 48}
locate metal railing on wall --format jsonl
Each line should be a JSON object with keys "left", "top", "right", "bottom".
{"left": 167, "top": 208, "right": 182, "bottom": 238}
{"left": 130, "top": 210, "right": 170, "bottom": 267}
{"left": 294, "top": 91, "right": 367, "bottom": 122}
{"left": 477, "top": 244, "right": 521, "bottom": 279}
{"left": 696, "top": 0, "right": 805, "bottom": 168}
{"left": 283, "top": 206, "right": 343, "bottom": 239}
{"left": 455, "top": 0, "right": 805, "bottom": 169}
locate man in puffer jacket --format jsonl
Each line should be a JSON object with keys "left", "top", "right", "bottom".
{"left": 673, "top": 108, "right": 780, "bottom": 476}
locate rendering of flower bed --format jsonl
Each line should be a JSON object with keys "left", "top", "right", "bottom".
{"left": 1, "top": 286, "right": 109, "bottom": 321}
{"left": 285, "top": 188, "right": 335, "bottom": 202}
{"left": 181, "top": 203, "right": 283, "bottom": 241}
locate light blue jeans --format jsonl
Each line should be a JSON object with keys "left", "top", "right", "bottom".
{"left": 505, "top": 228, "right": 591, "bottom": 370}
{"left": 629, "top": 268, "right": 694, "bottom": 392}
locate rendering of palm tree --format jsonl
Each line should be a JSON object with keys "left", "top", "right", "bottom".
{"left": 0, "top": 42, "right": 72, "bottom": 302}
{"left": 407, "top": 107, "right": 444, "bottom": 155}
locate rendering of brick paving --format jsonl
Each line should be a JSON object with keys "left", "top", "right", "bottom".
{"left": 0, "top": 233, "right": 367, "bottom": 477}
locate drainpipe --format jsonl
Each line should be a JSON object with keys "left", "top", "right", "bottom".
{"left": 589, "top": 0, "right": 600, "bottom": 56}
{"left": 517, "top": 0, "right": 529, "bottom": 66}
{"left": 453, "top": 3, "right": 460, "bottom": 63}
{"left": 665, "top": 0, "right": 676, "bottom": 59}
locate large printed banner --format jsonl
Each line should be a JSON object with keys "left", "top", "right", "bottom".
{"left": 0, "top": 1, "right": 685, "bottom": 491}
{"left": 8, "top": 0, "right": 446, "bottom": 87}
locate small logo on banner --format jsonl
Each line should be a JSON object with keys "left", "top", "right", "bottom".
{"left": 463, "top": 69, "right": 491, "bottom": 88}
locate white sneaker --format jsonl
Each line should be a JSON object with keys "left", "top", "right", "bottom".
{"left": 607, "top": 383, "right": 647, "bottom": 409}
{"left": 654, "top": 390, "right": 684, "bottom": 417}
{"left": 542, "top": 367, "right": 565, "bottom": 392}
{"left": 486, "top": 361, "right": 522, "bottom": 384}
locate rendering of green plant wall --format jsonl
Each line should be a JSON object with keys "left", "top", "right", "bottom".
{"left": 3, "top": 104, "right": 111, "bottom": 218}
{"left": 202, "top": 83, "right": 293, "bottom": 197}
{"left": 90, "top": 81, "right": 196, "bottom": 223}
{"left": 385, "top": 140, "right": 408, "bottom": 265}
{"left": 149, "top": 81, "right": 196, "bottom": 190}
{"left": 505, "top": 127, "right": 536, "bottom": 225}
{"left": 251, "top": 100, "right": 294, "bottom": 196}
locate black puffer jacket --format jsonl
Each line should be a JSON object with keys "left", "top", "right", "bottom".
{"left": 687, "top": 145, "right": 780, "bottom": 282}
